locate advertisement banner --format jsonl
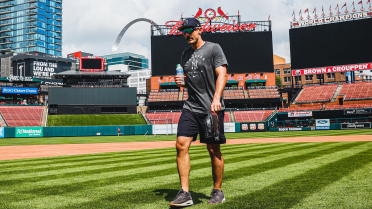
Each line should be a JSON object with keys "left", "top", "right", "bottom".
{"left": 0, "top": 127, "right": 4, "bottom": 138}
{"left": 316, "top": 119, "right": 330, "bottom": 130}
{"left": 341, "top": 123, "right": 371, "bottom": 129}
{"left": 15, "top": 127, "right": 43, "bottom": 137}
{"left": 288, "top": 111, "right": 313, "bottom": 117}
{"left": 224, "top": 123, "right": 235, "bottom": 133}
{"left": 279, "top": 128, "right": 304, "bottom": 131}
{"left": 241, "top": 123, "right": 266, "bottom": 132}
{"left": 152, "top": 124, "right": 177, "bottom": 135}
{"left": 292, "top": 63, "right": 372, "bottom": 76}
{"left": 2, "top": 87, "right": 38, "bottom": 94}
{"left": 344, "top": 109, "right": 371, "bottom": 115}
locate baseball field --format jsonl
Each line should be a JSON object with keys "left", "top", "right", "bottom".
{"left": 1, "top": 130, "right": 372, "bottom": 208}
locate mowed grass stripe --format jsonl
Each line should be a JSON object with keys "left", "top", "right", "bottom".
{"left": 0, "top": 141, "right": 272, "bottom": 168}
{"left": 292, "top": 161, "right": 372, "bottom": 208}
{"left": 0, "top": 143, "right": 290, "bottom": 180}
{"left": 21, "top": 142, "right": 368, "bottom": 209}
{"left": 0, "top": 143, "right": 286, "bottom": 173}
{"left": 96, "top": 142, "right": 372, "bottom": 209}
{"left": 216, "top": 143, "right": 372, "bottom": 209}
{"left": 0, "top": 143, "right": 319, "bottom": 190}
{"left": 2, "top": 142, "right": 356, "bottom": 208}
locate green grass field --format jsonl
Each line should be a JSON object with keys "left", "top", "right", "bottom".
{"left": 47, "top": 114, "right": 147, "bottom": 126}
{"left": 1, "top": 141, "right": 372, "bottom": 208}
{"left": 0, "top": 129, "right": 371, "bottom": 146}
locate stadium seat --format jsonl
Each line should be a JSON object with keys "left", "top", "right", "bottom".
{"left": 0, "top": 106, "right": 44, "bottom": 127}
{"left": 295, "top": 84, "right": 338, "bottom": 103}
{"left": 233, "top": 110, "right": 274, "bottom": 122}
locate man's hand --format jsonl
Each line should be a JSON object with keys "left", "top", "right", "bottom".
{"left": 211, "top": 99, "right": 221, "bottom": 114}
{"left": 175, "top": 75, "right": 186, "bottom": 87}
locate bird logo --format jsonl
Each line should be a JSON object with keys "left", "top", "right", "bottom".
{"left": 217, "top": 7, "right": 228, "bottom": 19}
{"left": 193, "top": 7, "right": 229, "bottom": 21}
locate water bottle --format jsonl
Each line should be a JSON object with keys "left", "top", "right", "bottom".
{"left": 176, "top": 64, "right": 184, "bottom": 85}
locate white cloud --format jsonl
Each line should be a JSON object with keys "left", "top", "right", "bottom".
{"left": 62, "top": 0, "right": 359, "bottom": 66}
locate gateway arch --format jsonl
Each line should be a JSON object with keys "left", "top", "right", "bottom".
{"left": 111, "top": 18, "right": 164, "bottom": 54}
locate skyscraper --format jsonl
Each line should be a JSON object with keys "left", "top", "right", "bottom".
{"left": 0, "top": 0, "right": 62, "bottom": 56}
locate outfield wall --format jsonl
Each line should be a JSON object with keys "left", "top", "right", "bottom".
{"left": 0, "top": 121, "right": 370, "bottom": 138}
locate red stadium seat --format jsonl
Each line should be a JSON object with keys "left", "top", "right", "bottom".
{"left": 0, "top": 106, "right": 44, "bottom": 127}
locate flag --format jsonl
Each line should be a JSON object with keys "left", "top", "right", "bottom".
{"left": 329, "top": 4, "right": 332, "bottom": 10}
{"left": 335, "top": 4, "right": 339, "bottom": 9}
{"left": 342, "top": 3, "right": 347, "bottom": 8}
{"left": 304, "top": 8, "right": 308, "bottom": 13}
{"left": 367, "top": 0, "right": 370, "bottom": 3}
{"left": 268, "top": 15, "right": 270, "bottom": 20}
{"left": 313, "top": 7, "right": 316, "bottom": 13}
{"left": 358, "top": 0, "right": 362, "bottom": 4}
{"left": 322, "top": 6, "right": 324, "bottom": 12}
{"left": 299, "top": 9, "right": 302, "bottom": 15}
{"left": 292, "top": 10, "right": 295, "bottom": 16}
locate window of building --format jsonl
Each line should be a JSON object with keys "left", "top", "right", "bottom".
{"left": 284, "top": 77, "right": 290, "bottom": 83}
{"left": 284, "top": 68, "right": 291, "bottom": 74}
{"left": 275, "top": 69, "right": 280, "bottom": 75}
{"left": 305, "top": 75, "right": 313, "bottom": 81}
{"left": 327, "top": 73, "right": 335, "bottom": 79}
{"left": 316, "top": 74, "right": 324, "bottom": 80}
{"left": 295, "top": 76, "right": 301, "bottom": 82}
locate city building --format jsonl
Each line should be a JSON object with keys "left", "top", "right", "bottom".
{"left": 0, "top": 0, "right": 62, "bottom": 56}
{"left": 101, "top": 52, "right": 151, "bottom": 94}
{"left": 101, "top": 52, "right": 149, "bottom": 71}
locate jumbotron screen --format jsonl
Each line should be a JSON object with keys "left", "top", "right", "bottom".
{"left": 81, "top": 59, "right": 102, "bottom": 70}
{"left": 151, "top": 32, "right": 274, "bottom": 76}
{"left": 290, "top": 18, "right": 372, "bottom": 70}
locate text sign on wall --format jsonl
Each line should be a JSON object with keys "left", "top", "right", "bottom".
{"left": 341, "top": 122, "right": 371, "bottom": 129}
{"left": 288, "top": 111, "right": 313, "bottom": 117}
{"left": 15, "top": 127, "right": 43, "bottom": 137}
{"left": 292, "top": 63, "right": 372, "bottom": 76}
{"left": 33, "top": 61, "right": 58, "bottom": 80}
{"left": 316, "top": 119, "right": 330, "bottom": 130}
{"left": 344, "top": 109, "right": 371, "bottom": 115}
{"left": 2, "top": 87, "right": 38, "bottom": 94}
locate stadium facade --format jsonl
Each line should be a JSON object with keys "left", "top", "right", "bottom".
{"left": 0, "top": 0, "right": 62, "bottom": 56}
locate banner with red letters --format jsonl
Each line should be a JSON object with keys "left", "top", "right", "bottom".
{"left": 292, "top": 62, "right": 372, "bottom": 76}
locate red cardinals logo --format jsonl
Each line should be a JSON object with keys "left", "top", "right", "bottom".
{"left": 193, "top": 7, "right": 228, "bottom": 20}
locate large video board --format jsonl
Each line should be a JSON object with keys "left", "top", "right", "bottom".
{"left": 151, "top": 32, "right": 274, "bottom": 76}
{"left": 290, "top": 18, "right": 372, "bottom": 70}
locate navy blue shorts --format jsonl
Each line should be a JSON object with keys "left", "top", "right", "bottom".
{"left": 177, "top": 109, "right": 226, "bottom": 144}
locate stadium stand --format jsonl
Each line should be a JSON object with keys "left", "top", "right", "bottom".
{"left": 224, "top": 111, "right": 231, "bottom": 122}
{"left": 277, "top": 106, "right": 323, "bottom": 112}
{"left": 0, "top": 106, "right": 44, "bottom": 127}
{"left": 295, "top": 84, "right": 338, "bottom": 103}
{"left": 234, "top": 110, "right": 274, "bottom": 122}
{"left": 148, "top": 89, "right": 179, "bottom": 102}
{"left": 183, "top": 89, "right": 188, "bottom": 101}
{"left": 146, "top": 112, "right": 182, "bottom": 124}
{"left": 325, "top": 104, "right": 372, "bottom": 110}
{"left": 247, "top": 86, "right": 280, "bottom": 99}
{"left": 223, "top": 87, "right": 245, "bottom": 99}
{"left": 339, "top": 82, "right": 372, "bottom": 100}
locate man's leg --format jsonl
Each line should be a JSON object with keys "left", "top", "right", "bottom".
{"left": 176, "top": 136, "right": 194, "bottom": 192}
{"left": 207, "top": 144, "right": 224, "bottom": 190}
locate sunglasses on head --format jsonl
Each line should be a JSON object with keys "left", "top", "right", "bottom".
{"left": 182, "top": 28, "right": 197, "bottom": 35}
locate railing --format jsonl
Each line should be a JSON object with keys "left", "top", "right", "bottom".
{"left": 0, "top": 2, "right": 13, "bottom": 8}
{"left": 27, "top": 22, "right": 37, "bottom": 27}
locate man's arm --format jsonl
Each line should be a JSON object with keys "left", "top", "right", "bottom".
{"left": 211, "top": 64, "right": 227, "bottom": 113}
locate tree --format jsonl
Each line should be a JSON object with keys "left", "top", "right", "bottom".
{"left": 276, "top": 76, "right": 283, "bottom": 87}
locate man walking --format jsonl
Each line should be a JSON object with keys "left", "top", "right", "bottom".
{"left": 170, "top": 18, "right": 228, "bottom": 207}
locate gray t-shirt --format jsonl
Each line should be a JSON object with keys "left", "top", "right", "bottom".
{"left": 181, "top": 41, "right": 228, "bottom": 114}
